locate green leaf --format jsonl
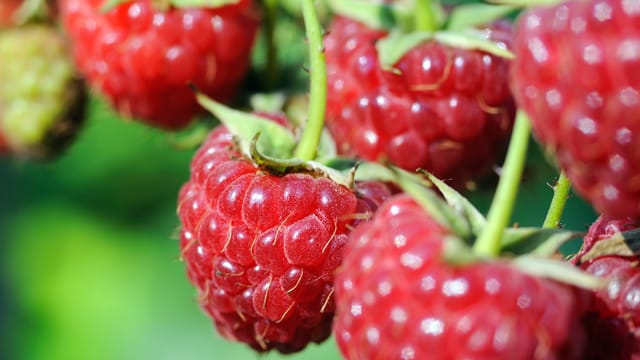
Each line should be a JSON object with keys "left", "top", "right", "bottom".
{"left": 326, "top": 0, "right": 414, "bottom": 31}
{"left": 502, "top": 227, "right": 578, "bottom": 257}
{"left": 377, "top": 31, "right": 434, "bottom": 70}
{"left": 446, "top": 4, "right": 516, "bottom": 31}
{"left": 422, "top": 171, "right": 486, "bottom": 236}
{"left": 196, "top": 93, "right": 296, "bottom": 159}
{"left": 512, "top": 255, "right": 604, "bottom": 290}
{"left": 433, "top": 30, "right": 514, "bottom": 59}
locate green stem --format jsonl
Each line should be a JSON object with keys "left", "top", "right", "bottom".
{"left": 473, "top": 111, "right": 532, "bottom": 257}
{"left": 542, "top": 171, "right": 571, "bottom": 229}
{"left": 415, "top": 0, "right": 438, "bottom": 32}
{"left": 262, "top": 0, "right": 279, "bottom": 90}
{"left": 293, "top": 0, "right": 327, "bottom": 161}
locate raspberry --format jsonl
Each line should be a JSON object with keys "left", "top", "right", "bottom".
{"left": 60, "top": 0, "right": 259, "bottom": 130}
{"left": 334, "top": 194, "right": 588, "bottom": 359}
{"left": 511, "top": 0, "right": 640, "bottom": 218}
{"left": 324, "top": 17, "right": 515, "bottom": 187}
{"left": 572, "top": 216, "right": 640, "bottom": 358}
{"left": 176, "top": 123, "right": 392, "bottom": 353}
{"left": 0, "top": 24, "right": 86, "bottom": 158}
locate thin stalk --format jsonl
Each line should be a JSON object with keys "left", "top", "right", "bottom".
{"left": 473, "top": 111, "right": 532, "bottom": 257}
{"left": 542, "top": 171, "right": 571, "bottom": 229}
{"left": 293, "top": 0, "right": 327, "bottom": 161}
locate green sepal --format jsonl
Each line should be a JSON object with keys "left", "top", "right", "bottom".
{"left": 433, "top": 30, "right": 514, "bottom": 59}
{"left": 420, "top": 170, "right": 487, "bottom": 236}
{"left": 377, "top": 31, "right": 433, "bottom": 70}
{"left": 377, "top": 29, "right": 514, "bottom": 71}
{"left": 446, "top": 4, "right": 516, "bottom": 31}
{"left": 355, "top": 162, "right": 472, "bottom": 240}
{"left": 575, "top": 228, "right": 640, "bottom": 264}
{"left": 501, "top": 227, "right": 578, "bottom": 257}
{"left": 441, "top": 235, "right": 479, "bottom": 266}
{"left": 250, "top": 133, "right": 353, "bottom": 188}
{"left": 322, "top": 157, "right": 359, "bottom": 171}
{"left": 326, "top": 0, "right": 414, "bottom": 31}
{"left": 512, "top": 255, "right": 604, "bottom": 290}
{"left": 196, "top": 92, "right": 296, "bottom": 159}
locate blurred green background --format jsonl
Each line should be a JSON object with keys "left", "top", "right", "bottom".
{"left": 0, "top": 94, "right": 598, "bottom": 360}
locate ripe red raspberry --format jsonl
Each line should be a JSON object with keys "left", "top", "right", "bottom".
{"left": 60, "top": 0, "right": 259, "bottom": 130}
{"left": 177, "top": 123, "right": 392, "bottom": 353}
{"left": 572, "top": 216, "right": 640, "bottom": 357}
{"left": 511, "top": 0, "right": 640, "bottom": 218}
{"left": 334, "top": 194, "right": 588, "bottom": 359}
{"left": 324, "top": 17, "right": 515, "bottom": 187}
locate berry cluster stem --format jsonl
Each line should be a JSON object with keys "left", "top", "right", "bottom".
{"left": 473, "top": 110, "right": 531, "bottom": 257}
{"left": 293, "top": 0, "right": 327, "bottom": 161}
{"left": 542, "top": 171, "right": 571, "bottom": 229}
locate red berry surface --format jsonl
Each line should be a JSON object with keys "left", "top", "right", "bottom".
{"left": 573, "top": 216, "right": 640, "bottom": 358}
{"left": 60, "top": 0, "right": 259, "bottom": 130}
{"left": 334, "top": 194, "right": 587, "bottom": 359}
{"left": 324, "top": 17, "right": 515, "bottom": 187}
{"left": 177, "top": 124, "right": 392, "bottom": 353}
{"left": 511, "top": 0, "right": 640, "bottom": 218}
{"left": 0, "top": 0, "right": 21, "bottom": 27}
